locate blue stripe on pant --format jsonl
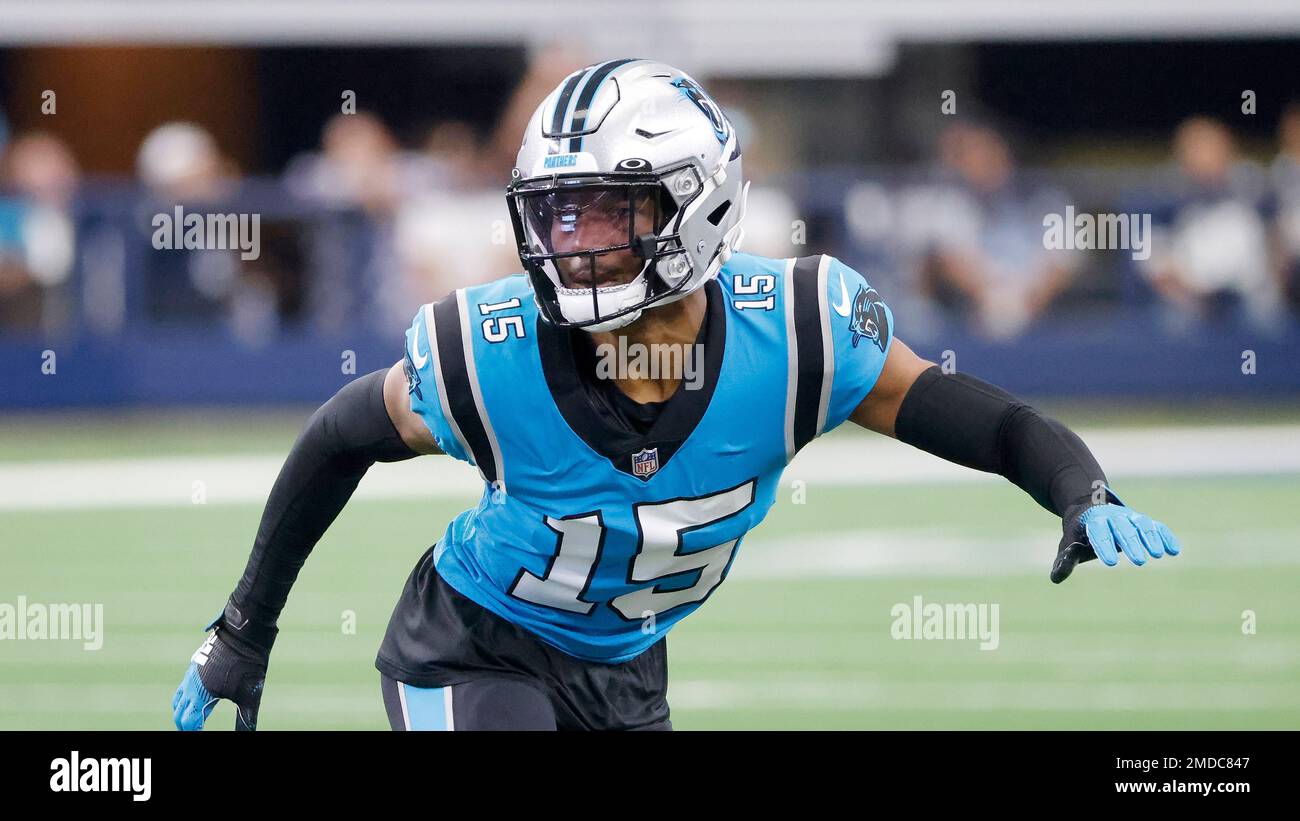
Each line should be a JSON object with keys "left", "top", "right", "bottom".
{"left": 400, "top": 682, "right": 452, "bottom": 731}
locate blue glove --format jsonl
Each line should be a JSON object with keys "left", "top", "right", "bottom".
{"left": 172, "top": 610, "right": 272, "bottom": 731}
{"left": 1050, "top": 491, "right": 1181, "bottom": 583}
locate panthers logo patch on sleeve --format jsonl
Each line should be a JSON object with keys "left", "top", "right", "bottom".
{"left": 849, "top": 285, "right": 890, "bottom": 353}
{"left": 403, "top": 351, "right": 423, "bottom": 401}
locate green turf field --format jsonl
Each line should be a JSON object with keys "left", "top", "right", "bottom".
{"left": 1, "top": 412, "right": 1298, "bottom": 730}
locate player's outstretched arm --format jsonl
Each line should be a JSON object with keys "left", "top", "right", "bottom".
{"left": 850, "top": 340, "right": 1181, "bottom": 584}
{"left": 172, "top": 362, "right": 437, "bottom": 731}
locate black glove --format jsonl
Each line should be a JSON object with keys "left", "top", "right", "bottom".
{"left": 171, "top": 603, "right": 276, "bottom": 731}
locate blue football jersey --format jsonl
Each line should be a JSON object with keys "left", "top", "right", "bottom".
{"left": 402, "top": 252, "right": 893, "bottom": 662}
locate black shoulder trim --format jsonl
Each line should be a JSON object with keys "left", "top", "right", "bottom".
{"left": 431, "top": 293, "right": 498, "bottom": 484}
{"left": 790, "top": 254, "right": 827, "bottom": 453}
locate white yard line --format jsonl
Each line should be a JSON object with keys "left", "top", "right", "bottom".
{"left": 732, "top": 527, "right": 1300, "bottom": 579}
{"left": 0, "top": 424, "right": 1298, "bottom": 511}
{"left": 2, "top": 680, "right": 1297, "bottom": 714}
{"left": 664, "top": 679, "right": 1300, "bottom": 712}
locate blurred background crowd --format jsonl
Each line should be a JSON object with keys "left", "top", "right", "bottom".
{"left": 1, "top": 5, "right": 1299, "bottom": 405}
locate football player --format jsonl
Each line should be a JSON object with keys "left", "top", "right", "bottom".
{"left": 173, "top": 59, "right": 1180, "bottom": 731}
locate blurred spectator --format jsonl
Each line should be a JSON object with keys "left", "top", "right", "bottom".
{"left": 710, "top": 95, "right": 799, "bottom": 261}
{"left": 1140, "top": 117, "right": 1281, "bottom": 332}
{"left": 1271, "top": 102, "right": 1300, "bottom": 315}
{"left": 389, "top": 50, "right": 609, "bottom": 315}
{"left": 286, "top": 112, "right": 482, "bottom": 329}
{"left": 135, "top": 121, "right": 296, "bottom": 342}
{"left": 137, "top": 122, "right": 234, "bottom": 203}
{"left": 392, "top": 118, "right": 516, "bottom": 313}
{"left": 284, "top": 112, "right": 443, "bottom": 216}
{"left": 897, "top": 121, "right": 1079, "bottom": 339}
{"left": 135, "top": 122, "right": 239, "bottom": 324}
{"left": 393, "top": 188, "right": 516, "bottom": 299}
{"left": 423, "top": 120, "right": 492, "bottom": 191}
{"left": 486, "top": 42, "right": 591, "bottom": 176}
{"left": 0, "top": 131, "right": 81, "bottom": 332}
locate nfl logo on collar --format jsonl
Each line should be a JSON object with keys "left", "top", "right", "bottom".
{"left": 632, "top": 447, "right": 659, "bottom": 480}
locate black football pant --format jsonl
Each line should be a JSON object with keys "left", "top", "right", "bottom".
{"left": 380, "top": 673, "right": 672, "bottom": 731}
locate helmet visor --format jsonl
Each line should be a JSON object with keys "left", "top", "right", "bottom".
{"left": 517, "top": 183, "right": 665, "bottom": 289}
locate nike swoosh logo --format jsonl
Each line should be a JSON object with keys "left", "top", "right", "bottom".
{"left": 635, "top": 128, "right": 678, "bottom": 139}
{"left": 831, "top": 271, "right": 851, "bottom": 317}
{"left": 410, "top": 326, "right": 429, "bottom": 370}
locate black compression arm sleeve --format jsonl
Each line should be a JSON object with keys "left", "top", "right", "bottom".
{"left": 220, "top": 369, "right": 417, "bottom": 651}
{"left": 894, "top": 365, "right": 1108, "bottom": 518}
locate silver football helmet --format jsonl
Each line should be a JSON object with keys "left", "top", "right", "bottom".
{"left": 507, "top": 58, "right": 748, "bottom": 331}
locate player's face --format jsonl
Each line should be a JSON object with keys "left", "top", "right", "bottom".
{"left": 543, "top": 187, "right": 659, "bottom": 288}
